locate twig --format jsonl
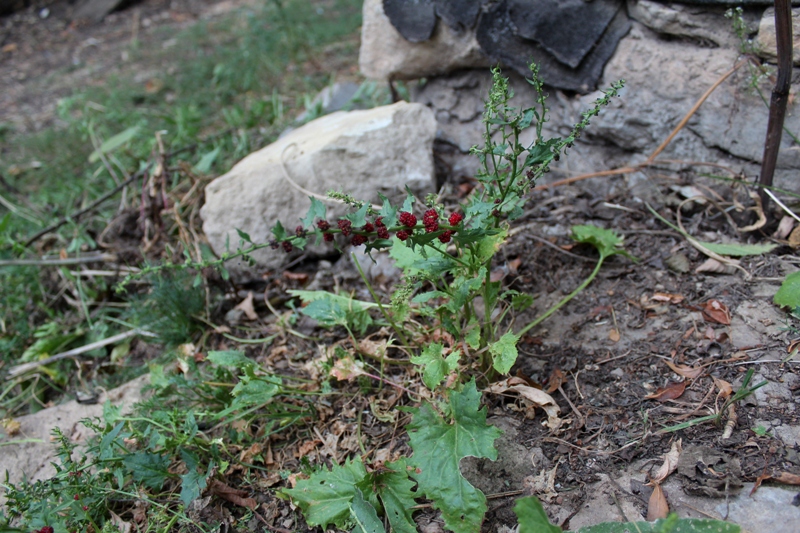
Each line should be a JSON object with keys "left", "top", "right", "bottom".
{"left": 758, "top": 0, "right": 793, "bottom": 210}
{"left": 24, "top": 164, "right": 150, "bottom": 247}
{"left": 764, "top": 188, "right": 800, "bottom": 223}
{"left": 5, "top": 329, "right": 157, "bottom": 379}
{"left": 0, "top": 252, "right": 117, "bottom": 267}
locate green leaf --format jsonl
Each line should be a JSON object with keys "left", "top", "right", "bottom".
{"left": 98, "top": 422, "right": 125, "bottom": 460}
{"left": 193, "top": 146, "right": 221, "bottom": 174}
{"left": 465, "top": 324, "right": 481, "bottom": 350}
{"left": 88, "top": 126, "right": 140, "bottom": 163}
{"left": 272, "top": 220, "right": 287, "bottom": 241}
{"left": 282, "top": 457, "right": 370, "bottom": 530}
{"left": 301, "top": 197, "right": 327, "bottom": 229}
{"left": 122, "top": 452, "right": 170, "bottom": 490}
{"left": 207, "top": 350, "right": 254, "bottom": 370}
{"left": 571, "top": 225, "right": 635, "bottom": 261}
{"left": 230, "top": 374, "right": 281, "bottom": 408}
{"left": 406, "top": 379, "right": 502, "bottom": 533}
{"left": 410, "top": 343, "right": 460, "bottom": 390}
{"left": 350, "top": 488, "right": 386, "bottom": 533}
{"left": 180, "top": 450, "right": 213, "bottom": 507}
{"left": 289, "top": 290, "right": 376, "bottom": 334}
{"left": 235, "top": 228, "right": 252, "bottom": 243}
{"left": 390, "top": 236, "right": 455, "bottom": 277}
{"left": 401, "top": 193, "right": 415, "bottom": 214}
{"left": 514, "top": 496, "right": 561, "bottom": 533}
{"left": 700, "top": 242, "right": 778, "bottom": 257}
{"left": 489, "top": 332, "right": 519, "bottom": 375}
{"left": 0, "top": 213, "right": 10, "bottom": 233}
{"left": 346, "top": 202, "right": 370, "bottom": 227}
{"left": 374, "top": 458, "right": 418, "bottom": 533}
{"left": 378, "top": 193, "right": 398, "bottom": 228}
{"left": 575, "top": 515, "right": 740, "bottom": 533}
{"left": 774, "top": 271, "right": 800, "bottom": 310}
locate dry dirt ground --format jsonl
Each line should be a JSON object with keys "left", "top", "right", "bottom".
{"left": 1, "top": 1, "right": 799, "bottom": 532}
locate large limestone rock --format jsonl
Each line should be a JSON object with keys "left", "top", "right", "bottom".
{"left": 201, "top": 101, "right": 437, "bottom": 277}
{"left": 757, "top": 7, "right": 800, "bottom": 65}
{"left": 359, "top": 0, "right": 489, "bottom": 81}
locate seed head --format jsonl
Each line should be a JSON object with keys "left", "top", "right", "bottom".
{"left": 398, "top": 211, "right": 417, "bottom": 228}
{"left": 377, "top": 226, "right": 390, "bottom": 239}
{"left": 282, "top": 241, "right": 293, "bottom": 253}
{"left": 337, "top": 219, "right": 352, "bottom": 236}
{"left": 317, "top": 220, "right": 330, "bottom": 231}
{"left": 351, "top": 234, "right": 367, "bottom": 246}
{"left": 323, "top": 232, "right": 334, "bottom": 242}
{"left": 362, "top": 222, "right": 375, "bottom": 233}
{"left": 396, "top": 230, "right": 410, "bottom": 241}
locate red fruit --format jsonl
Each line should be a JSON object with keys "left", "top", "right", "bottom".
{"left": 295, "top": 225, "right": 304, "bottom": 237}
{"left": 423, "top": 209, "right": 437, "bottom": 223}
{"left": 82, "top": 506, "right": 89, "bottom": 512}
{"left": 362, "top": 222, "right": 375, "bottom": 233}
{"left": 374, "top": 216, "right": 385, "bottom": 227}
{"left": 337, "top": 219, "right": 352, "bottom": 236}
{"left": 396, "top": 230, "right": 410, "bottom": 241}
{"left": 282, "top": 241, "right": 293, "bottom": 253}
{"left": 74, "top": 494, "right": 80, "bottom": 500}
{"left": 439, "top": 230, "right": 453, "bottom": 243}
{"left": 351, "top": 235, "right": 367, "bottom": 246}
{"left": 448, "top": 212, "right": 464, "bottom": 226}
{"left": 317, "top": 220, "right": 330, "bottom": 231}
{"left": 398, "top": 211, "right": 417, "bottom": 228}
{"left": 425, "top": 221, "right": 439, "bottom": 233}
{"left": 39, "top": 527, "right": 54, "bottom": 533}
{"left": 323, "top": 233, "right": 334, "bottom": 242}
{"left": 377, "top": 226, "right": 390, "bottom": 239}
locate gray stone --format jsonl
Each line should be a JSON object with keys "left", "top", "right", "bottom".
{"left": 359, "top": 0, "right": 489, "bottom": 81}
{"left": 627, "top": 0, "right": 759, "bottom": 48}
{"left": 757, "top": 7, "right": 800, "bottom": 66}
{"left": 382, "top": 0, "right": 437, "bottom": 43}
{"left": 201, "top": 102, "right": 437, "bottom": 278}
{"left": 716, "top": 483, "right": 800, "bottom": 531}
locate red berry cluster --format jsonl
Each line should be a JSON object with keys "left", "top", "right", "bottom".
{"left": 275, "top": 209, "right": 466, "bottom": 251}
{"left": 35, "top": 527, "right": 54, "bottom": 533}
{"left": 423, "top": 209, "right": 438, "bottom": 233}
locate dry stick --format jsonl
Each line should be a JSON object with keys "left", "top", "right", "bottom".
{"left": 758, "top": 0, "right": 793, "bottom": 211}
{"left": 24, "top": 165, "right": 150, "bottom": 247}
{"left": 533, "top": 60, "right": 747, "bottom": 192}
{"left": 6, "top": 329, "right": 157, "bottom": 379}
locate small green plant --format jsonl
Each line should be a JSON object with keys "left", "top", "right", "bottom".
{"left": 116, "top": 64, "right": 629, "bottom": 532}
{"left": 514, "top": 495, "right": 740, "bottom": 533}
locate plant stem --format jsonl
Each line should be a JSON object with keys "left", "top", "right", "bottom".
{"left": 351, "top": 253, "right": 410, "bottom": 347}
{"left": 517, "top": 257, "right": 604, "bottom": 338}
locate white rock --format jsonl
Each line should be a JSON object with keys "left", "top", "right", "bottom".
{"left": 757, "top": 7, "right": 800, "bottom": 65}
{"left": 359, "top": 0, "right": 489, "bottom": 81}
{"left": 201, "top": 101, "right": 437, "bottom": 277}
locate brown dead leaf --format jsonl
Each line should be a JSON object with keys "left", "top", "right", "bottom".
{"left": 490, "top": 268, "right": 505, "bottom": 282}
{"left": 651, "top": 439, "right": 682, "bottom": 483}
{"left": 714, "top": 377, "right": 733, "bottom": 399}
{"left": 2, "top": 43, "right": 18, "bottom": 53}
{"left": 508, "top": 257, "right": 522, "bottom": 273}
{"left": 608, "top": 328, "right": 621, "bottom": 343}
{"left": 645, "top": 381, "right": 686, "bottom": 402}
{"left": 695, "top": 258, "right": 738, "bottom": 275}
{"left": 144, "top": 78, "right": 164, "bottom": 94}
{"left": 701, "top": 299, "right": 731, "bottom": 325}
{"left": 773, "top": 472, "right": 800, "bottom": 485}
{"left": 789, "top": 225, "right": 800, "bottom": 249}
{"left": 545, "top": 368, "right": 565, "bottom": 394}
{"left": 109, "top": 511, "right": 132, "bottom": 533}
{"left": 330, "top": 356, "right": 365, "bottom": 381}
{"left": 665, "top": 361, "right": 703, "bottom": 380}
{"left": 283, "top": 270, "right": 309, "bottom": 282}
{"left": 788, "top": 338, "right": 800, "bottom": 354}
{"left": 239, "top": 442, "right": 263, "bottom": 464}
{"left": 132, "top": 501, "right": 148, "bottom": 524}
{"left": 209, "top": 479, "right": 257, "bottom": 510}
{"left": 234, "top": 292, "right": 259, "bottom": 321}
{"left": 295, "top": 439, "right": 320, "bottom": 459}
{"left": 651, "top": 292, "right": 685, "bottom": 304}
{"left": 486, "top": 377, "right": 561, "bottom": 430}
{"left": 647, "top": 484, "right": 669, "bottom": 521}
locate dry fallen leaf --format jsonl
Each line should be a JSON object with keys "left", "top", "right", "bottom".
{"left": 644, "top": 381, "right": 686, "bottom": 402}
{"left": 789, "top": 224, "right": 800, "bottom": 249}
{"left": 651, "top": 292, "right": 685, "bottom": 304}
{"left": 283, "top": 270, "right": 309, "bottom": 282}
{"left": 486, "top": 377, "right": 561, "bottom": 430}
{"left": 209, "top": 479, "right": 257, "bottom": 510}
{"left": 608, "top": 328, "right": 621, "bottom": 343}
{"left": 701, "top": 299, "right": 731, "bottom": 325}
{"left": 2, "top": 43, "right": 18, "bottom": 53}
{"left": 664, "top": 360, "right": 703, "bottom": 380}
{"left": 234, "top": 292, "right": 259, "bottom": 321}
{"left": 545, "top": 368, "right": 565, "bottom": 394}
{"left": 695, "top": 258, "right": 738, "bottom": 275}
{"left": 330, "top": 356, "right": 365, "bottom": 381}
{"left": 109, "top": 511, "right": 132, "bottom": 533}
{"left": 773, "top": 472, "right": 800, "bottom": 485}
{"left": 714, "top": 377, "right": 733, "bottom": 399}
{"left": 647, "top": 484, "right": 669, "bottom": 521}
{"left": 238, "top": 442, "right": 263, "bottom": 464}
{"left": 651, "top": 439, "right": 682, "bottom": 483}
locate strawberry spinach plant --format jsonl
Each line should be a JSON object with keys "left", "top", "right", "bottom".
{"left": 116, "top": 64, "right": 634, "bottom": 532}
